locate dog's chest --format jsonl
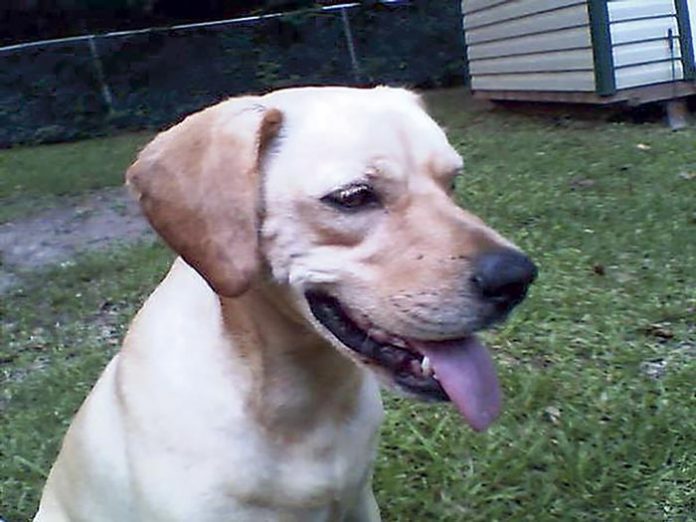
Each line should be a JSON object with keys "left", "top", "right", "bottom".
{"left": 132, "top": 382, "right": 384, "bottom": 520}
{"left": 236, "top": 421, "right": 376, "bottom": 506}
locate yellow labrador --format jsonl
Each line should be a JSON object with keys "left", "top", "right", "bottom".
{"left": 35, "top": 87, "right": 536, "bottom": 521}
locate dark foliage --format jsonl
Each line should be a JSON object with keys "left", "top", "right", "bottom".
{"left": 2, "top": 1, "right": 356, "bottom": 45}
{"left": 0, "top": 1, "right": 467, "bottom": 148}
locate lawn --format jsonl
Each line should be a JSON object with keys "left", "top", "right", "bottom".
{"left": 1, "top": 89, "right": 695, "bottom": 521}
{"left": 0, "top": 132, "right": 152, "bottom": 223}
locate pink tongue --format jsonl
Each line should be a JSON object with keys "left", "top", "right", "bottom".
{"left": 414, "top": 336, "right": 501, "bottom": 432}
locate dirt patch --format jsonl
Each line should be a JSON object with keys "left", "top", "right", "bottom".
{"left": 0, "top": 187, "right": 154, "bottom": 291}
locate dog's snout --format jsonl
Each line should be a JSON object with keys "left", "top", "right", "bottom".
{"left": 471, "top": 249, "right": 537, "bottom": 310}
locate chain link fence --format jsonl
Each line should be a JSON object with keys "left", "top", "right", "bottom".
{"left": 0, "top": 1, "right": 466, "bottom": 148}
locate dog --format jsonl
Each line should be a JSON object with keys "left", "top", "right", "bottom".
{"left": 34, "top": 86, "right": 537, "bottom": 521}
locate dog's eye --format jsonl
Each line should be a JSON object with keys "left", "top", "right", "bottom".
{"left": 322, "top": 183, "right": 380, "bottom": 211}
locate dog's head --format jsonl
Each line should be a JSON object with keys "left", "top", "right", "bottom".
{"left": 127, "top": 87, "right": 537, "bottom": 431}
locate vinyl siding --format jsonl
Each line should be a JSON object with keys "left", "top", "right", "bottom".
{"left": 462, "top": 0, "right": 596, "bottom": 92}
{"left": 608, "top": 0, "right": 683, "bottom": 89}
{"left": 614, "top": 59, "right": 684, "bottom": 88}
{"left": 473, "top": 71, "right": 596, "bottom": 91}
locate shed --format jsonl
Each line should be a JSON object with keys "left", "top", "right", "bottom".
{"left": 462, "top": 0, "right": 696, "bottom": 105}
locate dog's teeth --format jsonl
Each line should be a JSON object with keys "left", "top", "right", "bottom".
{"left": 421, "top": 356, "right": 434, "bottom": 377}
{"left": 368, "top": 328, "right": 388, "bottom": 343}
{"left": 390, "top": 337, "right": 407, "bottom": 348}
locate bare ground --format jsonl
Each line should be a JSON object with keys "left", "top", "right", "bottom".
{"left": 0, "top": 187, "right": 154, "bottom": 293}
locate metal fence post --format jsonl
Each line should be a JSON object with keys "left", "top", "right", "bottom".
{"left": 340, "top": 7, "right": 363, "bottom": 84}
{"left": 86, "top": 35, "right": 115, "bottom": 114}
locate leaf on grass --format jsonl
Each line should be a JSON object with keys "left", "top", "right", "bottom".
{"left": 640, "top": 359, "right": 668, "bottom": 379}
{"left": 569, "top": 177, "right": 597, "bottom": 190}
{"left": 642, "top": 323, "right": 675, "bottom": 340}
{"left": 544, "top": 406, "right": 561, "bottom": 425}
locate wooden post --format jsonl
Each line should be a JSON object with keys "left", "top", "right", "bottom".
{"left": 665, "top": 99, "right": 689, "bottom": 130}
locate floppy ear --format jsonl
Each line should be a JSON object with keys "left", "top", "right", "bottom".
{"left": 126, "top": 97, "right": 282, "bottom": 297}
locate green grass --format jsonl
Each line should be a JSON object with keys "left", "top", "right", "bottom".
{"left": 0, "top": 132, "right": 152, "bottom": 223}
{"left": 1, "top": 90, "right": 695, "bottom": 521}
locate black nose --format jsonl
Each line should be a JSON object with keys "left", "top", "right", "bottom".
{"left": 471, "top": 249, "right": 537, "bottom": 310}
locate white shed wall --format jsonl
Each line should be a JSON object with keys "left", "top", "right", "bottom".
{"left": 608, "top": 0, "right": 683, "bottom": 89}
{"left": 462, "top": 0, "right": 596, "bottom": 92}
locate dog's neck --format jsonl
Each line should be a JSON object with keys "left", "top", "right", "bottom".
{"left": 219, "top": 283, "right": 371, "bottom": 438}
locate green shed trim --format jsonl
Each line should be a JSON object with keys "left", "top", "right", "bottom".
{"left": 587, "top": 0, "right": 616, "bottom": 96}
{"left": 675, "top": 0, "right": 696, "bottom": 80}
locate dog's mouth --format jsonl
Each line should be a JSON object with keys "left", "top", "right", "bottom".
{"left": 305, "top": 291, "right": 501, "bottom": 431}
